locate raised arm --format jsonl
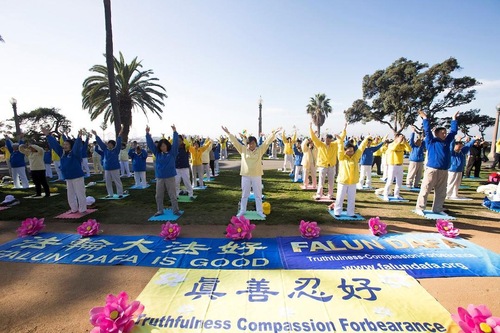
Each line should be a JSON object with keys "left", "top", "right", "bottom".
{"left": 145, "top": 126, "right": 158, "bottom": 155}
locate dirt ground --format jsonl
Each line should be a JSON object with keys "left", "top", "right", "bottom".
{"left": 0, "top": 159, "right": 499, "bottom": 332}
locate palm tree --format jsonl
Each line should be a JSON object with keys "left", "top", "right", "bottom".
{"left": 306, "top": 93, "right": 332, "bottom": 136}
{"left": 103, "top": 0, "right": 121, "bottom": 135}
{"left": 82, "top": 52, "right": 167, "bottom": 143}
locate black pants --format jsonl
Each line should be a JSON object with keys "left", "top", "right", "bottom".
{"left": 372, "top": 156, "right": 382, "bottom": 175}
{"left": 210, "top": 160, "right": 215, "bottom": 177}
{"left": 31, "top": 170, "right": 50, "bottom": 196}
{"left": 465, "top": 156, "right": 481, "bottom": 178}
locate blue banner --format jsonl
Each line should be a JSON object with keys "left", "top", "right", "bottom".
{"left": 0, "top": 233, "right": 281, "bottom": 270}
{"left": 278, "top": 233, "right": 500, "bottom": 278}
{"left": 1, "top": 233, "right": 499, "bottom": 278}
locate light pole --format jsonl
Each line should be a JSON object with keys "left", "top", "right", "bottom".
{"left": 489, "top": 103, "right": 500, "bottom": 160}
{"left": 258, "top": 96, "right": 263, "bottom": 136}
{"left": 9, "top": 97, "right": 21, "bottom": 138}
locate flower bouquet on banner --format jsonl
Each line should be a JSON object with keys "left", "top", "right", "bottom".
{"left": 451, "top": 304, "right": 500, "bottom": 333}
{"left": 89, "top": 291, "right": 144, "bottom": 333}
{"left": 299, "top": 220, "right": 320, "bottom": 239}
{"left": 226, "top": 215, "right": 256, "bottom": 240}
{"left": 17, "top": 217, "right": 45, "bottom": 237}
{"left": 77, "top": 219, "right": 102, "bottom": 237}
{"left": 436, "top": 219, "right": 460, "bottom": 238}
{"left": 160, "top": 222, "right": 181, "bottom": 240}
{"left": 368, "top": 217, "right": 387, "bottom": 236}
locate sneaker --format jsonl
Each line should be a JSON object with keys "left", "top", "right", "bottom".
{"left": 118, "top": 195, "right": 123, "bottom": 199}
{"left": 382, "top": 196, "right": 389, "bottom": 202}
{"left": 105, "top": 195, "right": 113, "bottom": 198}
{"left": 154, "top": 211, "right": 163, "bottom": 216}
{"left": 256, "top": 212, "right": 266, "bottom": 218}
{"left": 314, "top": 194, "right": 321, "bottom": 200}
{"left": 414, "top": 209, "right": 424, "bottom": 216}
{"left": 328, "top": 195, "right": 335, "bottom": 200}
{"left": 236, "top": 211, "right": 245, "bottom": 217}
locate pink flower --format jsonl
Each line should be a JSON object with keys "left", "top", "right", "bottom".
{"left": 368, "top": 217, "right": 387, "bottom": 236}
{"left": 436, "top": 219, "right": 460, "bottom": 238}
{"left": 226, "top": 216, "right": 256, "bottom": 240}
{"left": 451, "top": 304, "right": 500, "bottom": 333}
{"left": 77, "top": 219, "right": 101, "bottom": 237}
{"left": 160, "top": 222, "right": 181, "bottom": 240}
{"left": 17, "top": 217, "right": 45, "bottom": 237}
{"left": 299, "top": 220, "right": 320, "bottom": 239}
{"left": 89, "top": 291, "right": 144, "bottom": 333}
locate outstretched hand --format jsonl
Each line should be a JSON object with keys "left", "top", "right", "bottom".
{"left": 91, "top": 129, "right": 98, "bottom": 137}
{"left": 171, "top": 124, "right": 176, "bottom": 132}
{"left": 221, "top": 126, "right": 230, "bottom": 134}
{"left": 417, "top": 109, "right": 427, "bottom": 119}
{"left": 146, "top": 125, "right": 150, "bottom": 134}
{"left": 118, "top": 124, "right": 124, "bottom": 136}
{"left": 41, "top": 127, "right": 50, "bottom": 136}
{"left": 452, "top": 110, "right": 460, "bottom": 120}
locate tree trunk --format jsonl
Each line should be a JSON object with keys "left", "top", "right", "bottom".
{"left": 316, "top": 124, "right": 321, "bottom": 138}
{"left": 119, "top": 102, "right": 132, "bottom": 144}
{"left": 103, "top": 0, "right": 121, "bottom": 136}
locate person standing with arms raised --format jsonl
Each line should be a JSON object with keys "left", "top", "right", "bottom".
{"left": 221, "top": 126, "right": 282, "bottom": 218}
{"left": 309, "top": 122, "right": 346, "bottom": 200}
{"left": 415, "top": 110, "right": 459, "bottom": 215}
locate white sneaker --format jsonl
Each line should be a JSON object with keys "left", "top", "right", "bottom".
{"left": 414, "top": 209, "right": 424, "bottom": 216}
{"left": 236, "top": 211, "right": 245, "bottom": 217}
{"left": 256, "top": 212, "right": 266, "bottom": 218}
{"left": 382, "top": 196, "right": 389, "bottom": 202}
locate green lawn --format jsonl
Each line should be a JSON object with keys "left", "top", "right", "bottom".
{"left": 0, "top": 162, "right": 497, "bottom": 227}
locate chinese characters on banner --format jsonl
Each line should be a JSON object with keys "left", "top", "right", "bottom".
{"left": 132, "top": 268, "right": 459, "bottom": 333}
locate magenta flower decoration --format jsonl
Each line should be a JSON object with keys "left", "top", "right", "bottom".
{"left": 17, "top": 217, "right": 45, "bottom": 237}
{"left": 77, "top": 219, "right": 101, "bottom": 237}
{"left": 451, "top": 304, "right": 500, "bottom": 333}
{"left": 89, "top": 291, "right": 144, "bottom": 333}
{"left": 226, "top": 215, "right": 256, "bottom": 240}
{"left": 299, "top": 220, "right": 320, "bottom": 239}
{"left": 368, "top": 217, "right": 387, "bottom": 236}
{"left": 436, "top": 219, "right": 460, "bottom": 238}
{"left": 159, "top": 222, "right": 181, "bottom": 240}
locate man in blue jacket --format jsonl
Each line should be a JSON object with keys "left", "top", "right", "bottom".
{"left": 415, "top": 110, "right": 459, "bottom": 215}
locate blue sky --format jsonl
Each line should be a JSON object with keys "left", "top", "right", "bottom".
{"left": 1, "top": 0, "right": 499, "bottom": 140}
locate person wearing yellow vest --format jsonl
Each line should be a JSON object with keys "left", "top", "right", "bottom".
{"left": 281, "top": 131, "right": 296, "bottom": 173}
{"left": 329, "top": 132, "right": 370, "bottom": 217}
{"left": 222, "top": 125, "right": 282, "bottom": 218}
{"left": 201, "top": 138, "right": 212, "bottom": 178}
{"left": 491, "top": 139, "right": 500, "bottom": 169}
{"left": 52, "top": 135, "right": 64, "bottom": 181}
{"left": 189, "top": 138, "right": 212, "bottom": 188}
{"left": 220, "top": 136, "right": 228, "bottom": 160}
{"left": 309, "top": 122, "right": 346, "bottom": 200}
{"left": 0, "top": 145, "right": 12, "bottom": 177}
{"left": 382, "top": 134, "right": 412, "bottom": 201}
{"left": 301, "top": 138, "right": 318, "bottom": 188}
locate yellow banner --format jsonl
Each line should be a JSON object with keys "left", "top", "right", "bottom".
{"left": 132, "top": 269, "right": 458, "bottom": 333}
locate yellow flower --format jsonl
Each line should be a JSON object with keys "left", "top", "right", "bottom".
{"left": 110, "top": 310, "right": 119, "bottom": 320}
{"left": 479, "top": 322, "right": 492, "bottom": 333}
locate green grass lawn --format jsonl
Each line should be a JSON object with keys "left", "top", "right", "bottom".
{"left": 0, "top": 163, "right": 497, "bottom": 227}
